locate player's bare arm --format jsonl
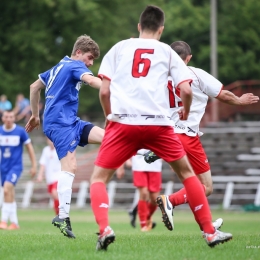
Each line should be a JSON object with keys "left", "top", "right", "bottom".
{"left": 99, "top": 78, "right": 111, "bottom": 119}
{"left": 216, "top": 90, "right": 259, "bottom": 105}
{"left": 178, "top": 81, "right": 192, "bottom": 120}
{"left": 37, "top": 164, "right": 45, "bottom": 182}
{"left": 25, "top": 79, "right": 45, "bottom": 132}
{"left": 82, "top": 74, "right": 102, "bottom": 89}
{"left": 25, "top": 142, "right": 37, "bottom": 178}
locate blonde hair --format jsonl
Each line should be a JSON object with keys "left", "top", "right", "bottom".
{"left": 71, "top": 35, "right": 100, "bottom": 59}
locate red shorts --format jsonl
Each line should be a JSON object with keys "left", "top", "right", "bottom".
{"left": 133, "top": 171, "right": 161, "bottom": 192}
{"left": 47, "top": 181, "right": 58, "bottom": 194}
{"left": 177, "top": 133, "right": 210, "bottom": 175}
{"left": 95, "top": 122, "right": 186, "bottom": 169}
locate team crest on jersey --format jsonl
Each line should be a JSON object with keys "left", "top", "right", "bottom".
{"left": 76, "top": 82, "right": 82, "bottom": 91}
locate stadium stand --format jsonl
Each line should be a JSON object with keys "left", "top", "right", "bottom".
{"left": 1, "top": 121, "right": 260, "bottom": 210}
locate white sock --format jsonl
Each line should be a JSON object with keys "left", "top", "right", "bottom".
{"left": 9, "top": 202, "right": 18, "bottom": 225}
{"left": 57, "top": 171, "right": 74, "bottom": 219}
{"left": 1, "top": 202, "right": 12, "bottom": 223}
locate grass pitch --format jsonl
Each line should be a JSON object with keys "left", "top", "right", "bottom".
{"left": 0, "top": 209, "right": 259, "bottom": 260}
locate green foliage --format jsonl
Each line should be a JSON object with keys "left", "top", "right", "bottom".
{"left": 1, "top": 0, "right": 260, "bottom": 117}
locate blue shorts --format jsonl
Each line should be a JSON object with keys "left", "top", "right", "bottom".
{"left": 44, "top": 120, "right": 94, "bottom": 160}
{"left": 1, "top": 168, "right": 22, "bottom": 186}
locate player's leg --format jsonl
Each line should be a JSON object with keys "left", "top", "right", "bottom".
{"left": 168, "top": 134, "right": 211, "bottom": 206}
{"left": 1, "top": 182, "right": 19, "bottom": 230}
{"left": 52, "top": 151, "right": 77, "bottom": 238}
{"left": 1, "top": 170, "right": 21, "bottom": 230}
{"left": 90, "top": 122, "right": 140, "bottom": 250}
{"left": 49, "top": 182, "right": 59, "bottom": 215}
{"left": 146, "top": 171, "right": 161, "bottom": 230}
{"left": 79, "top": 123, "right": 104, "bottom": 145}
{"left": 90, "top": 166, "right": 116, "bottom": 250}
{"left": 143, "top": 126, "right": 232, "bottom": 246}
{"left": 128, "top": 203, "right": 138, "bottom": 228}
{"left": 168, "top": 156, "right": 231, "bottom": 246}
{"left": 133, "top": 171, "right": 149, "bottom": 230}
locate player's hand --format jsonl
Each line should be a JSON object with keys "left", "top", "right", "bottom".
{"left": 239, "top": 93, "right": 259, "bottom": 105}
{"left": 30, "top": 166, "right": 37, "bottom": 178}
{"left": 178, "top": 108, "right": 189, "bottom": 120}
{"left": 36, "top": 176, "right": 43, "bottom": 182}
{"left": 25, "top": 115, "right": 41, "bottom": 132}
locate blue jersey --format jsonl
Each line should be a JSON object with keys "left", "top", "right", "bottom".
{"left": 39, "top": 56, "right": 93, "bottom": 132}
{"left": 0, "top": 124, "right": 30, "bottom": 173}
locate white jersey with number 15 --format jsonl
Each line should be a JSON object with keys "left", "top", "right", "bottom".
{"left": 168, "top": 66, "right": 223, "bottom": 136}
{"left": 98, "top": 38, "right": 192, "bottom": 126}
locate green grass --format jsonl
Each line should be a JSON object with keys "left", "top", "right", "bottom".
{"left": 0, "top": 209, "right": 259, "bottom": 260}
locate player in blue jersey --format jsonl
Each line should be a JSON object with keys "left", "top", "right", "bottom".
{"left": 25, "top": 35, "right": 104, "bottom": 238}
{"left": 0, "top": 110, "right": 37, "bottom": 230}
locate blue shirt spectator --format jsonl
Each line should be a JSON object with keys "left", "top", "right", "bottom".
{"left": 13, "top": 94, "right": 31, "bottom": 123}
{"left": 0, "top": 94, "right": 12, "bottom": 113}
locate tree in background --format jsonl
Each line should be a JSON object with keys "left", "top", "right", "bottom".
{"left": 0, "top": 0, "right": 260, "bottom": 120}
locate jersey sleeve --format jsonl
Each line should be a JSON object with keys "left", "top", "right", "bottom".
{"left": 21, "top": 128, "right": 31, "bottom": 145}
{"left": 39, "top": 70, "right": 50, "bottom": 86}
{"left": 98, "top": 43, "right": 118, "bottom": 81}
{"left": 71, "top": 62, "right": 93, "bottom": 82}
{"left": 191, "top": 68, "right": 223, "bottom": 97}
{"left": 169, "top": 49, "right": 193, "bottom": 88}
{"left": 39, "top": 147, "right": 47, "bottom": 166}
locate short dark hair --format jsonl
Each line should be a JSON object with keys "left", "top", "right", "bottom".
{"left": 170, "top": 41, "right": 192, "bottom": 60}
{"left": 139, "top": 5, "right": 164, "bottom": 32}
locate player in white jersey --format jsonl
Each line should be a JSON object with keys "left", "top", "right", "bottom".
{"left": 117, "top": 149, "right": 162, "bottom": 231}
{"left": 37, "top": 138, "right": 61, "bottom": 215}
{"left": 144, "top": 41, "right": 259, "bottom": 233}
{"left": 89, "top": 5, "right": 231, "bottom": 251}
{"left": 0, "top": 110, "right": 37, "bottom": 230}
{"left": 25, "top": 35, "right": 104, "bottom": 238}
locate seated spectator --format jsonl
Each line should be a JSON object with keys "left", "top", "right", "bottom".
{"left": 0, "top": 94, "right": 12, "bottom": 120}
{"left": 13, "top": 94, "right": 31, "bottom": 123}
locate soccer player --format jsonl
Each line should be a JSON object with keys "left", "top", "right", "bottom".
{"left": 25, "top": 35, "right": 104, "bottom": 239}
{"left": 37, "top": 138, "right": 60, "bottom": 215}
{"left": 90, "top": 5, "right": 232, "bottom": 251}
{"left": 144, "top": 40, "right": 259, "bottom": 232}
{"left": 117, "top": 150, "right": 162, "bottom": 231}
{"left": 0, "top": 110, "right": 37, "bottom": 230}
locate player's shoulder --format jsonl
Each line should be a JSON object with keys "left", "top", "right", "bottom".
{"left": 60, "top": 56, "right": 85, "bottom": 68}
{"left": 188, "top": 66, "right": 211, "bottom": 78}
{"left": 15, "top": 124, "right": 26, "bottom": 132}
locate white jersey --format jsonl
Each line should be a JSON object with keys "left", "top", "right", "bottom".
{"left": 98, "top": 38, "right": 192, "bottom": 126}
{"left": 169, "top": 66, "right": 223, "bottom": 136}
{"left": 132, "top": 149, "right": 162, "bottom": 172}
{"left": 39, "top": 146, "right": 61, "bottom": 184}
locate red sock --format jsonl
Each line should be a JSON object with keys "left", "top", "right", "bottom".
{"left": 169, "top": 188, "right": 188, "bottom": 206}
{"left": 54, "top": 199, "right": 59, "bottom": 215}
{"left": 90, "top": 182, "right": 109, "bottom": 233}
{"left": 169, "top": 185, "right": 206, "bottom": 207}
{"left": 183, "top": 176, "right": 214, "bottom": 234}
{"left": 138, "top": 200, "right": 148, "bottom": 228}
{"left": 147, "top": 202, "right": 157, "bottom": 220}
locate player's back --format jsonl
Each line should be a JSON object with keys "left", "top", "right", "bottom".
{"left": 39, "top": 56, "right": 91, "bottom": 131}
{"left": 99, "top": 38, "right": 190, "bottom": 126}
{"left": 172, "top": 66, "right": 222, "bottom": 136}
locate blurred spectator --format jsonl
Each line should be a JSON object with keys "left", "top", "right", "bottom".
{"left": 0, "top": 95, "right": 12, "bottom": 119}
{"left": 13, "top": 94, "right": 31, "bottom": 123}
